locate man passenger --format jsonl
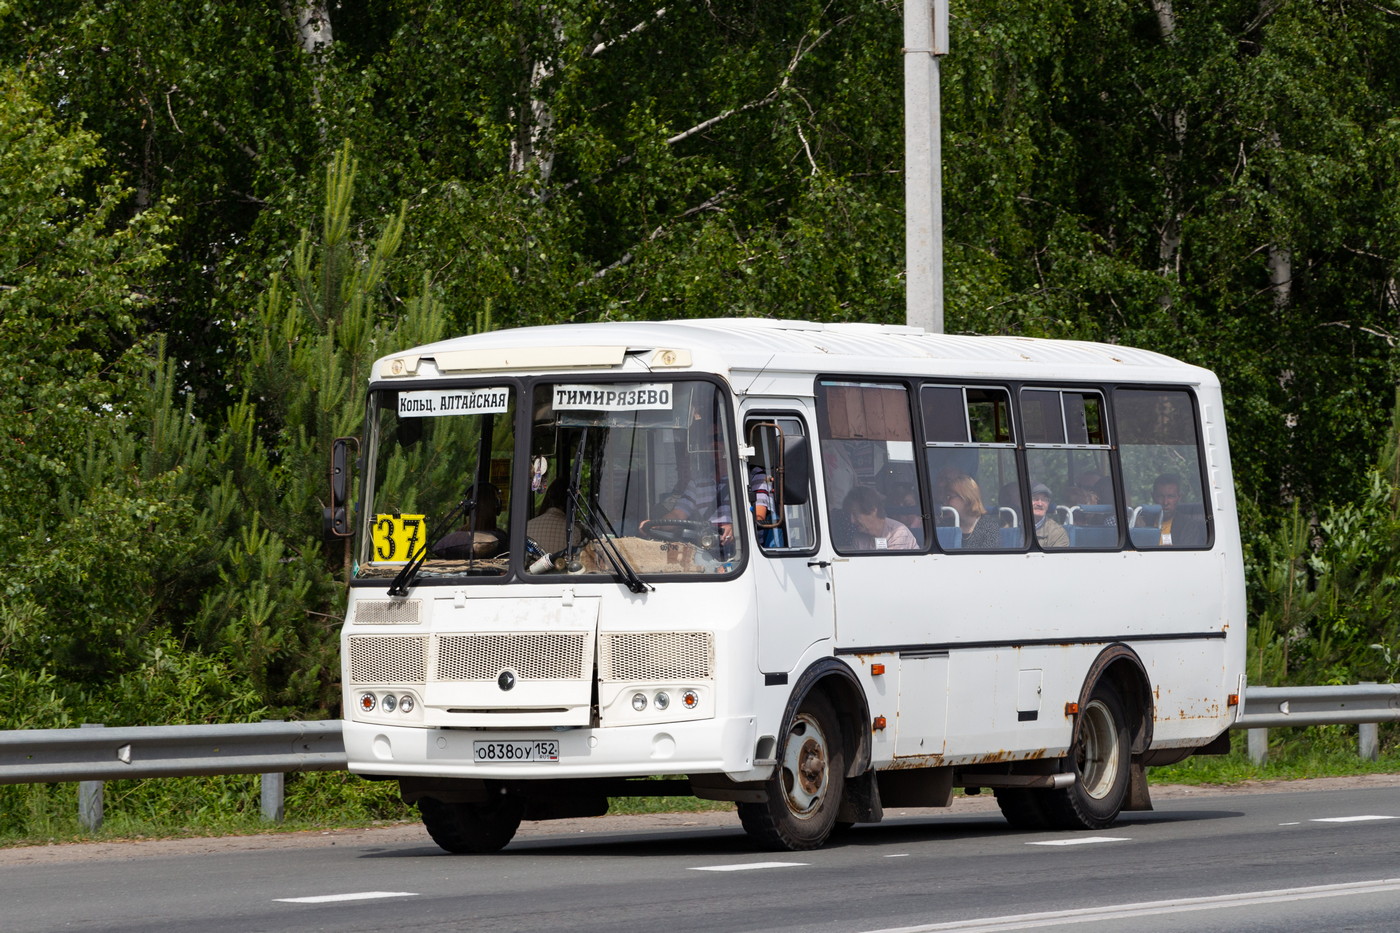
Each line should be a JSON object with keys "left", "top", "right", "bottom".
{"left": 1030, "top": 483, "right": 1069, "bottom": 548}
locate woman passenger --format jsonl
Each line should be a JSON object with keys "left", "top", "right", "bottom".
{"left": 941, "top": 473, "right": 1000, "bottom": 549}
{"left": 842, "top": 486, "right": 917, "bottom": 550}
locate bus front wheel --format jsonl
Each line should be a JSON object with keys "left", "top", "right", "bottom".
{"left": 418, "top": 794, "right": 523, "bottom": 854}
{"left": 1043, "top": 681, "right": 1131, "bottom": 830}
{"left": 738, "top": 691, "right": 845, "bottom": 851}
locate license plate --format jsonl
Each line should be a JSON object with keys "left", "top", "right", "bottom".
{"left": 473, "top": 740, "right": 560, "bottom": 763}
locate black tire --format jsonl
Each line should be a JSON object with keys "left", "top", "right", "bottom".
{"left": 418, "top": 795, "right": 523, "bottom": 854}
{"left": 738, "top": 691, "right": 845, "bottom": 851}
{"left": 1042, "top": 681, "right": 1131, "bottom": 830}
{"left": 994, "top": 787, "right": 1051, "bottom": 831}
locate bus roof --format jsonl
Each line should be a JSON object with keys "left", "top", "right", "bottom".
{"left": 370, "top": 318, "right": 1217, "bottom": 387}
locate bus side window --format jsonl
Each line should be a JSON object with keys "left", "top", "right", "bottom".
{"left": 746, "top": 416, "right": 817, "bottom": 552}
{"left": 923, "top": 384, "right": 1021, "bottom": 551}
{"left": 817, "top": 381, "right": 923, "bottom": 555}
{"left": 1114, "top": 388, "right": 1211, "bottom": 549}
{"left": 1022, "top": 388, "right": 1119, "bottom": 550}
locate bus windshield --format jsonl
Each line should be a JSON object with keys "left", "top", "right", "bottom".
{"left": 353, "top": 379, "right": 742, "bottom": 585}
{"left": 356, "top": 385, "right": 517, "bottom": 583}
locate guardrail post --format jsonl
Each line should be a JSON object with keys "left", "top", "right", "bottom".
{"left": 1247, "top": 727, "right": 1268, "bottom": 766}
{"left": 260, "top": 719, "right": 285, "bottom": 822}
{"left": 260, "top": 771, "right": 285, "bottom": 822}
{"left": 1359, "top": 722, "right": 1379, "bottom": 761}
{"left": 1358, "top": 684, "right": 1379, "bottom": 761}
{"left": 78, "top": 724, "right": 104, "bottom": 831}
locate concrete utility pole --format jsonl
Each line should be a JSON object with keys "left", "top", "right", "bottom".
{"left": 904, "top": 1, "right": 949, "bottom": 334}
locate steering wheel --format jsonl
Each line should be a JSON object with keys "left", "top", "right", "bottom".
{"left": 640, "top": 519, "right": 713, "bottom": 543}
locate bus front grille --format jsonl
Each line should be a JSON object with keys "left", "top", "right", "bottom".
{"left": 599, "top": 631, "right": 714, "bottom": 682}
{"left": 437, "top": 633, "right": 589, "bottom": 681}
{"left": 348, "top": 635, "right": 427, "bottom": 683}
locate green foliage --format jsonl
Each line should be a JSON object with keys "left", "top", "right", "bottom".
{"left": 3, "top": 0, "right": 1400, "bottom": 841}
{"left": 1248, "top": 391, "right": 1400, "bottom": 685}
{"left": 1151, "top": 725, "right": 1400, "bottom": 786}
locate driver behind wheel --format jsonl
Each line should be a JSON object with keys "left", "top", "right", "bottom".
{"left": 641, "top": 472, "right": 733, "bottom": 552}
{"left": 640, "top": 428, "right": 734, "bottom": 554}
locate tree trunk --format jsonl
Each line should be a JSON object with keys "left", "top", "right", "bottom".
{"left": 1149, "top": 0, "right": 1185, "bottom": 314}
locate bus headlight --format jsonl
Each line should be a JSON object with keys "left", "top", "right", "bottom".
{"left": 632, "top": 693, "right": 648, "bottom": 712}
{"left": 381, "top": 694, "right": 397, "bottom": 713}
{"left": 398, "top": 695, "right": 415, "bottom": 714}
{"left": 654, "top": 692, "right": 670, "bottom": 710}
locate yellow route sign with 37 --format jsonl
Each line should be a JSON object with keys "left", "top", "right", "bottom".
{"left": 370, "top": 514, "right": 427, "bottom": 563}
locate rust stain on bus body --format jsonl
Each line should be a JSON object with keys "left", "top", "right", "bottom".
{"left": 880, "top": 746, "right": 1054, "bottom": 770}
{"left": 880, "top": 755, "right": 946, "bottom": 770}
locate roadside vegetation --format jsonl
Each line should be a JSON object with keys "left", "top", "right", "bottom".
{"left": 3, "top": 3, "right": 1400, "bottom": 842}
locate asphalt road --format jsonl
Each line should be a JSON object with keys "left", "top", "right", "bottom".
{"left": 3, "top": 778, "right": 1398, "bottom": 933}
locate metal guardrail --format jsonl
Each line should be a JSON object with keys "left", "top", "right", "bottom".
{"left": 0, "top": 720, "right": 346, "bottom": 785}
{"left": 0, "top": 684, "right": 1396, "bottom": 827}
{"left": 1232, "top": 683, "right": 1400, "bottom": 729}
{"left": 1231, "top": 683, "right": 1400, "bottom": 766}
{"left": 0, "top": 720, "right": 346, "bottom": 829}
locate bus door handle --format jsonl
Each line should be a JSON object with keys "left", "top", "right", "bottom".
{"left": 807, "top": 559, "right": 831, "bottom": 569}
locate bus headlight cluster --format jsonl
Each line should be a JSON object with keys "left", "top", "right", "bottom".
{"left": 358, "top": 692, "right": 417, "bottom": 715}
{"left": 630, "top": 689, "right": 700, "bottom": 713}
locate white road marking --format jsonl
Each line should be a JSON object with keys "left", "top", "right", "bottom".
{"left": 1025, "top": 836, "right": 1130, "bottom": 847}
{"left": 860, "top": 878, "right": 1400, "bottom": 932}
{"left": 1311, "top": 815, "right": 1396, "bottom": 823}
{"left": 690, "top": 861, "right": 808, "bottom": 872}
{"left": 276, "top": 891, "right": 419, "bottom": 904}
{"left": 884, "top": 853, "right": 911, "bottom": 858}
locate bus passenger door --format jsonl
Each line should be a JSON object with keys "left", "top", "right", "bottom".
{"left": 746, "top": 414, "right": 835, "bottom": 673}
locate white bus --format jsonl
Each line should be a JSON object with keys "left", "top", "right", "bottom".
{"left": 331, "top": 318, "right": 1246, "bottom": 852}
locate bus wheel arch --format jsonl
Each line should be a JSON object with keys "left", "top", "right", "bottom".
{"left": 1083, "top": 644, "right": 1154, "bottom": 756}
{"left": 1042, "top": 645, "right": 1152, "bottom": 830}
{"left": 739, "top": 661, "right": 869, "bottom": 850}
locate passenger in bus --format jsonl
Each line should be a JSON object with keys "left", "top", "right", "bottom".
{"left": 940, "top": 473, "right": 1000, "bottom": 548}
{"left": 1092, "top": 476, "right": 1119, "bottom": 523}
{"left": 1076, "top": 469, "right": 1103, "bottom": 493}
{"left": 887, "top": 483, "right": 925, "bottom": 539}
{"left": 1030, "top": 483, "right": 1069, "bottom": 548}
{"left": 1064, "top": 484, "right": 1097, "bottom": 508}
{"left": 749, "top": 464, "right": 786, "bottom": 548}
{"left": 433, "top": 483, "right": 507, "bottom": 559}
{"left": 1137, "top": 473, "right": 1182, "bottom": 545}
{"left": 526, "top": 478, "right": 572, "bottom": 554}
{"left": 842, "top": 486, "right": 917, "bottom": 550}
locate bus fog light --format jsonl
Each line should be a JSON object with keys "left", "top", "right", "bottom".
{"left": 632, "top": 693, "right": 648, "bottom": 712}
{"left": 398, "top": 695, "right": 415, "bottom": 713}
{"left": 682, "top": 690, "right": 699, "bottom": 710}
{"left": 359, "top": 692, "right": 377, "bottom": 713}
{"left": 381, "top": 694, "right": 397, "bottom": 713}
{"left": 654, "top": 692, "right": 670, "bottom": 710}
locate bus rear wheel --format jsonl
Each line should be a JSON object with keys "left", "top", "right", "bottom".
{"left": 1043, "top": 681, "right": 1130, "bottom": 830}
{"left": 738, "top": 691, "right": 845, "bottom": 851}
{"left": 418, "top": 794, "right": 523, "bottom": 854}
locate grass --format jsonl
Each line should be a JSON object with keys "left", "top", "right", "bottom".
{"left": 1149, "top": 725, "right": 1400, "bottom": 785}
{"left": 4, "top": 727, "right": 1396, "bottom": 848}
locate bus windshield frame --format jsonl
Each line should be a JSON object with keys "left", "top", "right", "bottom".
{"left": 351, "top": 376, "right": 746, "bottom": 587}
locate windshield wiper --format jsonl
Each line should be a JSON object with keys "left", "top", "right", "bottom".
{"left": 569, "top": 490, "right": 651, "bottom": 594}
{"left": 387, "top": 493, "right": 477, "bottom": 597}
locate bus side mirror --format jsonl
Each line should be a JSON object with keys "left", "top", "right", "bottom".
{"left": 781, "top": 434, "right": 810, "bottom": 506}
{"left": 325, "top": 436, "right": 358, "bottom": 539}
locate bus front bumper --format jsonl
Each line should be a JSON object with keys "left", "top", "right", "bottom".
{"left": 343, "top": 715, "right": 767, "bottom": 782}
